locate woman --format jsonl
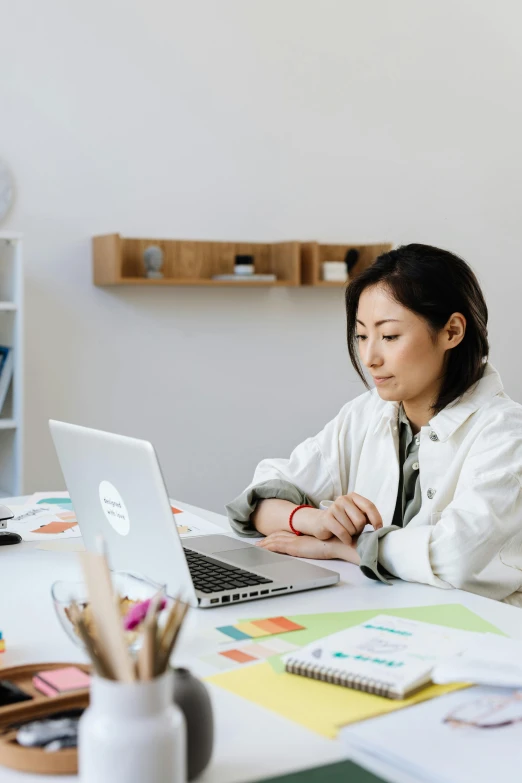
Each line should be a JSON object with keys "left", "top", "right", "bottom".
{"left": 227, "top": 244, "right": 522, "bottom": 606}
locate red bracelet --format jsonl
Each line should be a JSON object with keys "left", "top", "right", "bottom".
{"left": 288, "top": 504, "right": 313, "bottom": 536}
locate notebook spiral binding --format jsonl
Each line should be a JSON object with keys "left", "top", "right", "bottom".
{"left": 285, "top": 659, "right": 399, "bottom": 699}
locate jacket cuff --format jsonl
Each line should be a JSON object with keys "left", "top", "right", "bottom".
{"left": 225, "top": 479, "right": 315, "bottom": 538}
{"left": 379, "top": 526, "right": 449, "bottom": 587}
{"left": 356, "top": 526, "right": 401, "bottom": 585}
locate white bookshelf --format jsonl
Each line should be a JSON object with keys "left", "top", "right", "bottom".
{"left": 0, "top": 232, "right": 23, "bottom": 496}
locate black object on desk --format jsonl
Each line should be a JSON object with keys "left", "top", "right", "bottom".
{"left": 0, "top": 503, "right": 21, "bottom": 546}
{"left": 173, "top": 667, "right": 214, "bottom": 781}
{"left": 250, "top": 760, "right": 389, "bottom": 783}
{"left": 0, "top": 680, "right": 33, "bottom": 707}
{"left": 0, "top": 532, "right": 22, "bottom": 546}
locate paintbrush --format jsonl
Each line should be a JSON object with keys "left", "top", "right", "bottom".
{"left": 79, "top": 550, "right": 136, "bottom": 682}
{"left": 137, "top": 589, "right": 164, "bottom": 680}
{"left": 69, "top": 600, "right": 113, "bottom": 679}
{"left": 156, "top": 599, "right": 190, "bottom": 675}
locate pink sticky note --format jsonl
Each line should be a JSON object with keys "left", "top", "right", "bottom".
{"left": 33, "top": 666, "right": 91, "bottom": 697}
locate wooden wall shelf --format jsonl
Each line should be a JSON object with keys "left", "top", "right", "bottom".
{"left": 300, "top": 242, "right": 393, "bottom": 286}
{"left": 93, "top": 235, "right": 300, "bottom": 287}
{"left": 92, "top": 234, "right": 392, "bottom": 287}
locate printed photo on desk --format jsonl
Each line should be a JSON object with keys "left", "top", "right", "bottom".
{"left": 25, "top": 492, "right": 226, "bottom": 540}
{"left": 6, "top": 505, "right": 81, "bottom": 541}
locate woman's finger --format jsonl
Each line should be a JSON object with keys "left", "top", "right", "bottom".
{"left": 256, "top": 533, "right": 335, "bottom": 560}
{"left": 256, "top": 532, "right": 293, "bottom": 553}
{"left": 325, "top": 512, "right": 355, "bottom": 543}
{"left": 329, "top": 503, "right": 359, "bottom": 536}
{"left": 329, "top": 498, "right": 366, "bottom": 535}
{"left": 350, "top": 493, "right": 383, "bottom": 530}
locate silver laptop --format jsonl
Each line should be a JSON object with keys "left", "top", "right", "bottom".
{"left": 49, "top": 420, "right": 340, "bottom": 608}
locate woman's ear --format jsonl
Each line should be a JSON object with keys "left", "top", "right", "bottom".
{"left": 444, "top": 312, "right": 466, "bottom": 350}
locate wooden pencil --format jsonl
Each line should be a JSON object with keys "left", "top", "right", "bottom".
{"left": 157, "top": 599, "right": 190, "bottom": 674}
{"left": 79, "top": 551, "right": 136, "bottom": 682}
{"left": 70, "top": 601, "right": 113, "bottom": 679}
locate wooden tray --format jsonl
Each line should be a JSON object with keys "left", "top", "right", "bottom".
{"left": 0, "top": 662, "right": 90, "bottom": 774}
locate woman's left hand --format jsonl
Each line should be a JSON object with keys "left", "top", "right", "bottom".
{"left": 256, "top": 532, "right": 360, "bottom": 564}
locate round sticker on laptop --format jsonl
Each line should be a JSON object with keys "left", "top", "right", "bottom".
{"left": 98, "top": 481, "right": 130, "bottom": 536}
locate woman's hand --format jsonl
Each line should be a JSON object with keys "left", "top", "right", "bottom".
{"left": 256, "top": 531, "right": 361, "bottom": 564}
{"left": 296, "top": 493, "right": 382, "bottom": 545}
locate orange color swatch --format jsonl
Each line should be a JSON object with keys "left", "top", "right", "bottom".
{"left": 220, "top": 649, "right": 258, "bottom": 664}
{"left": 252, "top": 618, "right": 291, "bottom": 635}
{"left": 31, "top": 521, "right": 78, "bottom": 535}
{"left": 267, "top": 617, "right": 305, "bottom": 633}
{"left": 171, "top": 506, "right": 182, "bottom": 515}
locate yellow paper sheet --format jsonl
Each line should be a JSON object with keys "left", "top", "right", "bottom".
{"left": 207, "top": 661, "right": 466, "bottom": 738}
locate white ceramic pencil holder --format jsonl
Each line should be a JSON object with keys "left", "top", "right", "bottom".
{"left": 79, "top": 669, "right": 186, "bottom": 783}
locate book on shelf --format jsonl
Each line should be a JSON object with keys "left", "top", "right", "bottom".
{"left": 0, "top": 346, "right": 14, "bottom": 414}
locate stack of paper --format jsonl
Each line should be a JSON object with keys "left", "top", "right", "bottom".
{"left": 342, "top": 685, "right": 522, "bottom": 783}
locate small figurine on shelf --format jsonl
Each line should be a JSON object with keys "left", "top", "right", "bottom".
{"left": 344, "top": 248, "right": 360, "bottom": 276}
{"left": 143, "top": 245, "right": 164, "bottom": 279}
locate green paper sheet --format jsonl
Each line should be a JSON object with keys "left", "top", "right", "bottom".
{"left": 248, "top": 603, "right": 505, "bottom": 673}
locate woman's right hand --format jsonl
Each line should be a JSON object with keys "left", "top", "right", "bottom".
{"left": 298, "top": 493, "right": 383, "bottom": 545}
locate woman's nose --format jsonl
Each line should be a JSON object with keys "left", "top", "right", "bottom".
{"left": 362, "top": 339, "right": 383, "bottom": 369}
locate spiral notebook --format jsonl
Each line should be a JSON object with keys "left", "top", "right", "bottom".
{"left": 282, "top": 614, "right": 473, "bottom": 700}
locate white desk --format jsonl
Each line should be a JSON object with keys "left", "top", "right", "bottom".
{"left": 2, "top": 496, "right": 522, "bottom": 783}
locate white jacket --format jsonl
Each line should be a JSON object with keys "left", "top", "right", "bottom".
{"left": 251, "top": 363, "right": 522, "bottom": 606}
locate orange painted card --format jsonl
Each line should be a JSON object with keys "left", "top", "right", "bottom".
{"left": 220, "top": 649, "right": 258, "bottom": 664}
{"left": 31, "top": 521, "right": 78, "bottom": 535}
{"left": 268, "top": 617, "right": 306, "bottom": 633}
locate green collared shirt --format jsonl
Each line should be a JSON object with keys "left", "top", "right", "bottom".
{"left": 357, "top": 404, "right": 422, "bottom": 583}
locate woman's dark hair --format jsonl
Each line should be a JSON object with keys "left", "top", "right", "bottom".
{"left": 345, "top": 243, "right": 489, "bottom": 413}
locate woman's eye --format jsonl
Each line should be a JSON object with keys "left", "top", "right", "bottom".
{"left": 383, "top": 335, "right": 399, "bottom": 341}
{"left": 355, "top": 334, "right": 367, "bottom": 341}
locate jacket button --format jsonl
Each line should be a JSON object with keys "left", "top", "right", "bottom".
{"left": 427, "top": 488, "right": 436, "bottom": 499}
{"left": 412, "top": 462, "right": 419, "bottom": 471}
{"left": 429, "top": 431, "right": 439, "bottom": 442}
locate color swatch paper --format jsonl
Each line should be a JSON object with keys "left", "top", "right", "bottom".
{"left": 220, "top": 649, "right": 258, "bottom": 664}
{"left": 199, "top": 636, "right": 300, "bottom": 672}
{"left": 217, "top": 625, "right": 252, "bottom": 641}
{"left": 235, "top": 622, "right": 273, "bottom": 639}
{"left": 216, "top": 616, "right": 305, "bottom": 642}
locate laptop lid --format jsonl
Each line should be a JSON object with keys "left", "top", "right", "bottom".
{"left": 49, "top": 419, "right": 198, "bottom": 606}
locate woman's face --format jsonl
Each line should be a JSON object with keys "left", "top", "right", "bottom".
{"left": 356, "top": 284, "right": 452, "bottom": 407}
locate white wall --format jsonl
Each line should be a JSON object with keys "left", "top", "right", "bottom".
{"left": 1, "top": 0, "right": 521, "bottom": 512}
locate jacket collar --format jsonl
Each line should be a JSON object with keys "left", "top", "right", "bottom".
{"left": 373, "top": 399, "right": 400, "bottom": 434}
{"left": 372, "top": 362, "right": 503, "bottom": 441}
{"left": 430, "top": 362, "right": 503, "bottom": 442}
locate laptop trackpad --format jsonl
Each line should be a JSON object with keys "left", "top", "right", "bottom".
{"left": 220, "top": 547, "right": 285, "bottom": 567}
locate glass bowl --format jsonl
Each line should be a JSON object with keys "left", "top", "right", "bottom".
{"left": 51, "top": 571, "right": 170, "bottom": 653}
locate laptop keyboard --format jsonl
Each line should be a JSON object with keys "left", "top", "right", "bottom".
{"left": 183, "top": 547, "right": 273, "bottom": 594}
